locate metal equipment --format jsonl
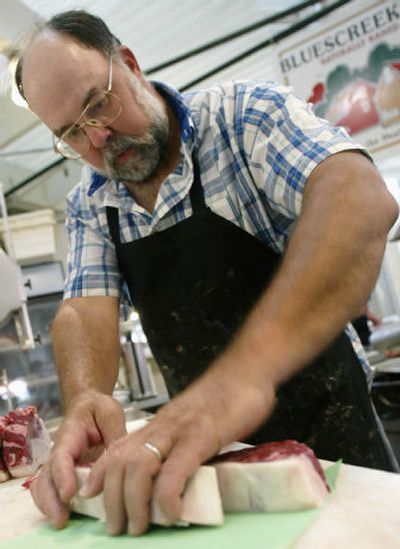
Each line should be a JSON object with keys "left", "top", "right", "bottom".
{"left": 0, "top": 183, "right": 34, "bottom": 350}
{"left": 119, "top": 314, "right": 158, "bottom": 401}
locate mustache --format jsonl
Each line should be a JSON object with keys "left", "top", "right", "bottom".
{"left": 104, "top": 134, "right": 155, "bottom": 158}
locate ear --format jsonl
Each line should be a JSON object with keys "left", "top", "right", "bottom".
{"left": 117, "top": 46, "right": 142, "bottom": 76}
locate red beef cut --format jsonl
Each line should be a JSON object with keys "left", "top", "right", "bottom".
{"left": 1, "top": 406, "right": 51, "bottom": 478}
{"left": 210, "top": 440, "right": 329, "bottom": 490}
{"left": 210, "top": 440, "right": 330, "bottom": 512}
{"left": 0, "top": 417, "right": 10, "bottom": 482}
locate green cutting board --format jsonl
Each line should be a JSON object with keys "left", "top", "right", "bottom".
{"left": 1, "top": 463, "right": 340, "bottom": 548}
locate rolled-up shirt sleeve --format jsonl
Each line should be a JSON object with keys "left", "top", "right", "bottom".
{"left": 63, "top": 184, "right": 123, "bottom": 300}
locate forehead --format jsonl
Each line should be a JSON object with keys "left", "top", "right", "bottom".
{"left": 21, "top": 30, "right": 109, "bottom": 129}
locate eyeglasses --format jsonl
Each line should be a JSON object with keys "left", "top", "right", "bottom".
{"left": 53, "top": 54, "right": 122, "bottom": 160}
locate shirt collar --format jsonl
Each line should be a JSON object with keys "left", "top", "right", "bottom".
{"left": 153, "top": 81, "right": 194, "bottom": 144}
{"left": 87, "top": 170, "right": 108, "bottom": 197}
{"left": 86, "top": 82, "right": 194, "bottom": 198}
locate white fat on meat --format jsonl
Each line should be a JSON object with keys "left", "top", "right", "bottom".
{"left": 151, "top": 465, "right": 223, "bottom": 526}
{"left": 70, "top": 467, "right": 105, "bottom": 521}
{"left": 70, "top": 464, "right": 224, "bottom": 527}
{"left": 70, "top": 440, "right": 328, "bottom": 526}
{"left": 214, "top": 454, "right": 328, "bottom": 512}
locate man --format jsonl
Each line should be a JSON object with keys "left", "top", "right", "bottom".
{"left": 16, "top": 9, "right": 398, "bottom": 536}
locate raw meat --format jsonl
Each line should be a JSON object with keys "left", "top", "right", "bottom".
{"left": 151, "top": 466, "right": 223, "bottom": 526}
{"left": 0, "top": 417, "right": 10, "bottom": 483}
{"left": 69, "top": 466, "right": 104, "bottom": 521}
{"left": 210, "top": 440, "right": 329, "bottom": 512}
{"left": 211, "top": 440, "right": 328, "bottom": 486}
{"left": 1, "top": 406, "right": 51, "bottom": 478}
{"left": 70, "top": 464, "right": 223, "bottom": 527}
{"left": 70, "top": 440, "right": 328, "bottom": 526}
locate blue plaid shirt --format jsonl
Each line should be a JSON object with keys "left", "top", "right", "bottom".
{"left": 64, "top": 80, "right": 370, "bottom": 380}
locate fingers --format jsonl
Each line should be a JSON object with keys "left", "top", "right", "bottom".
{"left": 79, "top": 438, "right": 122, "bottom": 497}
{"left": 155, "top": 436, "right": 208, "bottom": 522}
{"left": 81, "top": 424, "right": 216, "bottom": 535}
{"left": 30, "top": 465, "right": 70, "bottom": 529}
{"left": 83, "top": 438, "right": 162, "bottom": 535}
{"left": 124, "top": 451, "right": 160, "bottom": 535}
{"left": 76, "top": 394, "right": 222, "bottom": 536}
{"left": 103, "top": 455, "right": 127, "bottom": 535}
{"left": 30, "top": 393, "right": 127, "bottom": 530}
{"left": 50, "top": 423, "right": 91, "bottom": 502}
{"left": 51, "top": 394, "right": 126, "bottom": 500}
{"left": 51, "top": 446, "right": 79, "bottom": 503}
{"left": 28, "top": 425, "right": 85, "bottom": 525}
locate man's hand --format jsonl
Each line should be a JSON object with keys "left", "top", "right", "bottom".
{"left": 78, "top": 403, "right": 220, "bottom": 536}
{"left": 79, "top": 372, "right": 276, "bottom": 536}
{"left": 30, "top": 391, "right": 126, "bottom": 529}
{"left": 31, "top": 295, "right": 124, "bottom": 527}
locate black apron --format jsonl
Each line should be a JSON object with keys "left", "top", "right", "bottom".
{"left": 107, "top": 156, "right": 397, "bottom": 472}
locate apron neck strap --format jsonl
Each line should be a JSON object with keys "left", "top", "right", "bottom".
{"left": 107, "top": 151, "right": 206, "bottom": 246}
{"left": 189, "top": 152, "right": 206, "bottom": 213}
{"left": 106, "top": 206, "right": 120, "bottom": 245}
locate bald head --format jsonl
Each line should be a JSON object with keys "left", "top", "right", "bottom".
{"left": 16, "top": 9, "right": 121, "bottom": 100}
{"left": 14, "top": 10, "right": 171, "bottom": 182}
{"left": 21, "top": 30, "right": 113, "bottom": 133}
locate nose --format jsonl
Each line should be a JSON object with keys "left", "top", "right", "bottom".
{"left": 84, "top": 125, "right": 114, "bottom": 149}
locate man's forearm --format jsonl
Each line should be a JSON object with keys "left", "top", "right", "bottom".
{"left": 182, "top": 152, "right": 398, "bottom": 446}
{"left": 229, "top": 153, "right": 396, "bottom": 381}
{"left": 51, "top": 296, "right": 121, "bottom": 409}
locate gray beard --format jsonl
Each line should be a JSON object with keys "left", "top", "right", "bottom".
{"left": 103, "top": 118, "right": 169, "bottom": 183}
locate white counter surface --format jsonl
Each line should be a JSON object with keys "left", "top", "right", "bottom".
{"left": 0, "top": 459, "right": 398, "bottom": 547}
{"left": 1, "top": 418, "right": 399, "bottom": 548}
{"left": 297, "top": 460, "right": 400, "bottom": 548}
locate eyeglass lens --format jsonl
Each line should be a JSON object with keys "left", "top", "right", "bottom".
{"left": 56, "top": 91, "right": 122, "bottom": 158}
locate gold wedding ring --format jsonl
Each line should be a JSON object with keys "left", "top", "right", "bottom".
{"left": 143, "top": 441, "right": 164, "bottom": 462}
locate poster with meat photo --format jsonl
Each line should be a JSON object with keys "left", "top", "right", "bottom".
{"left": 276, "top": 0, "right": 400, "bottom": 160}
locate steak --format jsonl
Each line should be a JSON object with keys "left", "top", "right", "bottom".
{"left": 1, "top": 406, "right": 51, "bottom": 478}
{"left": 210, "top": 440, "right": 330, "bottom": 512}
{"left": 0, "top": 417, "right": 10, "bottom": 483}
{"left": 69, "top": 440, "right": 328, "bottom": 527}
{"left": 70, "top": 464, "right": 224, "bottom": 527}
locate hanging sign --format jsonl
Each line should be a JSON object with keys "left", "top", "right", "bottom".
{"left": 276, "top": 0, "right": 400, "bottom": 159}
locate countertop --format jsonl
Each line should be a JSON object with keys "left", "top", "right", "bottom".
{"left": 296, "top": 460, "right": 399, "bottom": 548}
{"left": 0, "top": 459, "right": 399, "bottom": 547}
